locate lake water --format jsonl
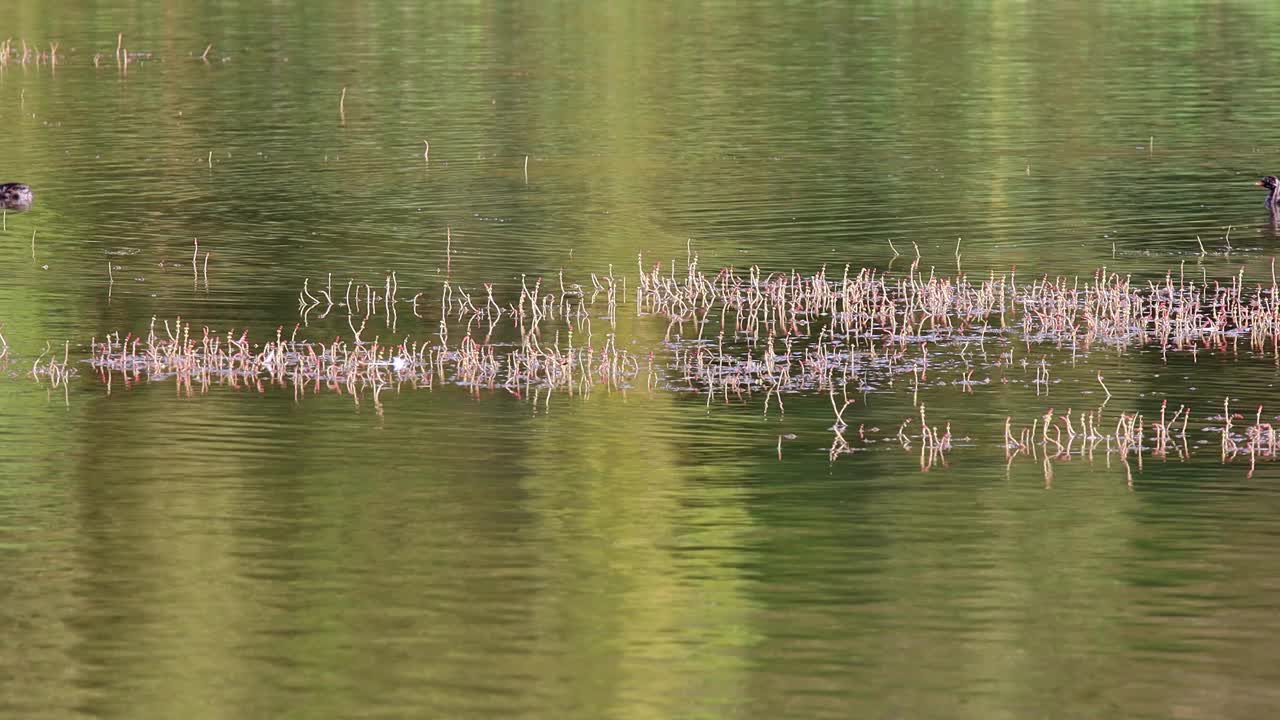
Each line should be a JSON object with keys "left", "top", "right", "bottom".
{"left": 6, "top": 2, "right": 1280, "bottom": 718}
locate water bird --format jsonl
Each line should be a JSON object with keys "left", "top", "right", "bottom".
{"left": 1256, "top": 176, "right": 1280, "bottom": 208}
{"left": 0, "top": 183, "right": 33, "bottom": 211}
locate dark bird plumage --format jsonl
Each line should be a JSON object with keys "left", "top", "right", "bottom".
{"left": 1257, "top": 176, "right": 1280, "bottom": 208}
{"left": 0, "top": 183, "right": 33, "bottom": 211}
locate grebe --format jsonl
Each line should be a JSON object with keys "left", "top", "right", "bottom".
{"left": 0, "top": 183, "right": 33, "bottom": 211}
{"left": 1256, "top": 176, "right": 1280, "bottom": 208}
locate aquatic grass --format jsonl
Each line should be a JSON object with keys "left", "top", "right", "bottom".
{"left": 0, "top": 38, "right": 71, "bottom": 68}
{"left": 19, "top": 249, "right": 1280, "bottom": 472}
{"left": 995, "top": 395, "right": 1280, "bottom": 482}
{"left": 0, "top": 34, "right": 191, "bottom": 69}
{"left": 827, "top": 402, "right": 954, "bottom": 469}
{"left": 87, "top": 314, "right": 642, "bottom": 411}
{"left": 30, "top": 341, "right": 75, "bottom": 388}
{"left": 287, "top": 254, "right": 1280, "bottom": 422}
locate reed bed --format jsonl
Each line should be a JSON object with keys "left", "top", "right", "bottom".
{"left": 633, "top": 256, "right": 1280, "bottom": 358}
{"left": 287, "top": 255, "right": 1280, "bottom": 424}
{"left": 296, "top": 255, "right": 1280, "bottom": 408}
{"left": 0, "top": 34, "right": 167, "bottom": 70}
{"left": 12, "top": 250, "right": 1280, "bottom": 473}
{"left": 995, "top": 396, "right": 1280, "bottom": 483}
{"left": 0, "top": 39, "right": 59, "bottom": 67}
{"left": 86, "top": 316, "right": 639, "bottom": 410}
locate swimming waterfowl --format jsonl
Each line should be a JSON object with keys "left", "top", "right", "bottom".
{"left": 1257, "top": 176, "right": 1280, "bottom": 208}
{"left": 0, "top": 183, "right": 33, "bottom": 211}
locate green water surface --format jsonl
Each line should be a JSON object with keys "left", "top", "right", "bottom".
{"left": 5, "top": 2, "right": 1280, "bottom": 719}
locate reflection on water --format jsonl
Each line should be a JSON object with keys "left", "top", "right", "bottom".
{"left": 7, "top": 1, "right": 1280, "bottom": 718}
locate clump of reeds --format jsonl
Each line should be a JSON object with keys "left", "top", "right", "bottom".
{"left": 826, "top": 400, "right": 952, "bottom": 468}
{"left": 999, "top": 396, "right": 1280, "bottom": 484}
{"left": 0, "top": 39, "right": 60, "bottom": 66}
{"left": 87, "top": 312, "right": 642, "bottom": 410}
{"left": 629, "top": 250, "right": 1280, "bottom": 365}
{"left": 1218, "top": 398, "right": 1280, "bottom": 478}
{"left": 1004, "top": 406, "right": 1144, "bottom": 459}
{"left": 30, "top": 341, "right": 75, "bottom": 388}
{"left": 1001, "top": 405, "right": 1148, "bottom": 487}
{"left": 289, "top": 254, "right": 1280, "bottom": 419}
{"left": 32, "top": 247, "right": 1280, "bottom": 473}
